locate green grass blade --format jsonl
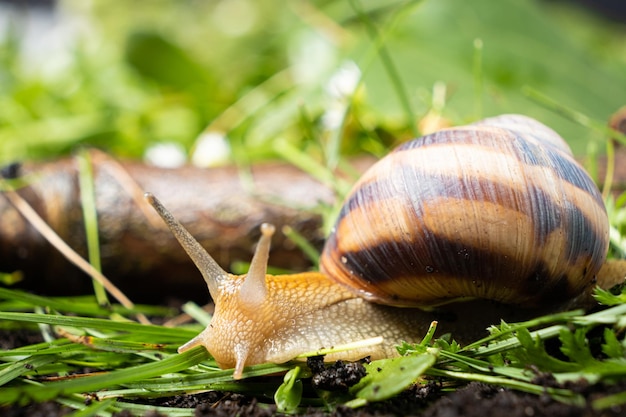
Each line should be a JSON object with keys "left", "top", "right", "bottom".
{"left": 0, "top": 312, "right": 198, "bottom": 339}
{"left": 428, "top": 368, "right": 584, "bottom": 406}
{"left": 77, "top": 149, "right": 108, "bottom": 306}
{"left": 0, "top": 288, "right": 169, "bottom": 317}
{"left": 0, "top": 346, "right": 209, "bottom": 405}
{"left": 64, "top": 397, "right": 118, "bottom": 417}
{"left": 0, "top": 356, "right": 58, "bottom": 387}
{"left": 349, "top": 0, "right": 420, "bottom": 137}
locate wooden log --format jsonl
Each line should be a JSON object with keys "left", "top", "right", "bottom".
{"left": 0, "top": 153, "right": 374, "bottom": 303}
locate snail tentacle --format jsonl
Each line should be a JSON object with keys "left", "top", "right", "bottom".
{"left": 144, "top": 192, "right": 228, "bottom": 298}
{"left": 239, "top": 223, "right": 274, "bottom": 310}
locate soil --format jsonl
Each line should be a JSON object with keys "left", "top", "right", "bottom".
{"left": 1, "top": 330, "right": 625, "bottom": 417}
{"left": 3, "top": 380, "right": 626, "bottom": 417}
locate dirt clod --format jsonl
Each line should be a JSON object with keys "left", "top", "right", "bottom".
{"left": 308, "top": 356, "right": 368, "bottom": 392}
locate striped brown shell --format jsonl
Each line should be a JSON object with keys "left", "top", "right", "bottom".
{"left": 320, "top": 114, "right": 609, "bottom": 308}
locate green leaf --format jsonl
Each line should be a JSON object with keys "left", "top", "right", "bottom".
{"left": 433, "top": 337, "right": 461, "bottom": 353}
{"left": 508, "top": 327, "right": 579, "bottom": 373}
{"left": 594, "top": 287, "right": 626, "bottom": 307}
{"left": 601, "top": 328, "right": 624, "bottom": 359}
{"left": 351, "top": 351, "right": 437, "bottom": 403}
{"left": 559, "top": 328, "right": 595, "bottom": 366}
{"left": 274, "top": 366, "right": 303, "bottom": 414}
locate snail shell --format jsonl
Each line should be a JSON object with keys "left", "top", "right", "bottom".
{"left": 321, "top": 114, "right": 609, "bottom": 307}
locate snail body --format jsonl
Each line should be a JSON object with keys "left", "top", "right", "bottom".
{"left": 145, "top": 114, "right": 609, "bottom": 379}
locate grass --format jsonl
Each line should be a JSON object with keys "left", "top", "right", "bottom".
{"left": 1, "top": 285, "right": 626, "bottom": 413}
{"left": 2, "top": 0, "right": 626, "bottom": 415}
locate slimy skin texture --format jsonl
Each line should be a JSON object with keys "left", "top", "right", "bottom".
{"left": 179, "top": 271, "right": 434, "bottom": 378}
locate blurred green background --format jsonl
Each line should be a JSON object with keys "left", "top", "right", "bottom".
{"left": 1, "top": 0, "right": 625, "bottom": 167}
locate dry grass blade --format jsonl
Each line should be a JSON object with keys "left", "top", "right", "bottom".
{"left": 89, "top": 149, "right": 165, "bottom": 229}
{"left": 1, "top": 186, "right": 150, "bottom": 324}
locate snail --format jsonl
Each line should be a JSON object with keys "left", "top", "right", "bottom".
{"left": 145, "top": 114, "right": 610, "bottom": 379}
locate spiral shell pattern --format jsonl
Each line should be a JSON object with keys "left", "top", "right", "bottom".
{"left": 320, "top": 115, "right": 609, "bottom": 307}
